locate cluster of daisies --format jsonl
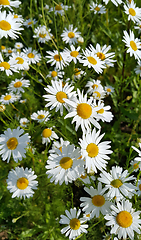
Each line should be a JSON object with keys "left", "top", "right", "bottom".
{"left": 0, "top": 0, "right": 141, "bottom": 240}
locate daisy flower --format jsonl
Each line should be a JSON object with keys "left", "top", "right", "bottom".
{"left": 134, "top": 21, "right": 141, "bottom": 34}
{"left": 61, "top": 24, "right": 81, "bottom": 45}
{"left": 46, "top": 50, "right": 69, "bottom": 70}
{"left": 124, "top": 1, "right": 141, "bottom": 23}
{"left": 31, "top": 110, "right": 50, "bottom": 123}
{"left": 79, "top": 128, "right": 112, "bottom": 173}
{"left": 105, "top": 199, "right": 141, "bottom": 240}
{"left": 49, "top": 137, "right": 70, "bottom": 154}
{"left": 130, "top": 160, "right": 141, "bottom": 172}
{"left": 93, "top": 100, "right": 114, "bottom": 123}
{"left": 14, "top": 42, "right": 23, "bottom": 49}
{"left": 0, "top": 127, "right": 30, "bottom": 163}
{"left": 103, "top": 0, "right": 122, "bottom": 7}
{"left": 136, "top": 180, "right": 141, "bottom": 196}
{"left": 122, "top": 30, "right": 141, "bottom": 60}
{"left": 46, "top": 144, "right": 84, "bottom": 185}
{"left": 0, "top": 0, "right": 21, "bottom": 11}
{"left": 8, "top": 78, "right": 30, "bottom": 93}
{"left": 11, "top": 52, "right": 29, "bottom": 70}
{"left": 49, "top": 3, "right": 71, "bottom": 16}
{"left": 80, "top": 48, "right": 106, "bottom": 74}
{"left": 23, "top": 47, "right": 41, "bottom": 64}
{"left": 85, "top": 79, "right": 103, "bottom": 95}
{"left": 134, "top": 61, "right": 141, "bottom": 76}
{"left": 132, "top": 143, "right": 141, "bottom": 161}
{"left": 1, "top": 45, "right": 6, "bottom": 52}
{"left": 20, "top": 117, "right": 29, "bottom": 127}
{"left": 80, "top": 182, "right": 112, "bottom": 218}
{"left": 41, "top": 127, "right": 58, "bottom": 145}
{"left": 46, "top": 68, "right": 65, "bottom": 80}
{"left": 43, "top": 79, "right": 76, "bottom": 116}
{"left": 7, "top": 167, "right": 38, "bottom": 199}
{"left": 0, "top": 10, "right": 23, "bottom": 39}
{"left": 73, "top": 68, "right": 85, "bottom": 80}
{"left": 59, "top": 208, "right": 88, "bottom": 239}
{"left": 5, "top": 47, "right": 16, "bottom": 57}
{"left": 90, "top": 3, "right": 106, "bottom": 14}
{"left": 12, "top": 13, "right": 24, "bottom": 23}
{"left": 98, "top": 166, "right": 135, "bottom": 201}
{"left": 23, "top": 18, "right": 37, "bottom": 28}
{"left": 0, "top": 53, "right": 18, "bottom": 76}
{"left": 0, "top": 104, "right": 6, "bottom": 112}
{"left": 105, "top": 85, "right": 114, "bottom": 95}
{"left": 33, "top": 25, "right": 52, "bottom": 43}
{"left": 79, "top": 173, "right": 95, "bottom": 185}
{"left": 0, "top": 92, "right": 17, "bottom": 105}
{"left": 63, "top": 45, "right": 81, "bottom": 64}
{"left": 92, "top": 86, "right": 106, "bottom": 100}
{"left": 77, "top": 36, "right": 84, "bottom": 44}
{"left": 64, "top": 89, "right": 101, "bottom": 132}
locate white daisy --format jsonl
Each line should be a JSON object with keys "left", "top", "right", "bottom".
{"left": 46, "top": 50, "right": 69, "bottom": 70}
{"left": 124, "top": 1, "right": 141, "bottom": 23}
{"left": 0, "top": 92, "right": 17, "bottom": 105}
{"left": 11, "top": 52, "right": 29, "bottom": 70}
{"left": 80, "top": 182, "right": 112, "bottom": 218}
{"left": 5, "top": 47, "right": 16, "bottom": 57}
{"left": 0, "top": 127, "right": 30, "bottom": 163}
{"left": 43, "top": 79, "right": 76, "bottom": 116}
{"left": 59, "top": 208, "right": 88, "bottom": 240}
{"left": 14, "top": 42, "right": 23, "bottom": 49}
{"left": 42, "top": 127, "right": 59, "bottom": 145}
{"left": 31, "top": 110, "right": 50, "bottom": 123}
{"left": 134, "top": 61, "right": 141, "bottom": 76}
{"left": 80, "top": 48, "right": 106, "bottom": 74}
{"left": 77, "top": 36, "right": 84, "bottom": 44}
{"left": 64, "top": 89, "right": 101, "bottom": 132}
{"left": 7, "top": 167, "right": 38, "bottom": 199}
{"left": 73, "top": 68, "right": 85, "bottom": 80}
{"left": 90, "top": 3, "right": 106, "bottom": 14}
{"left": 122, "top": 30, "right": 141, "bottom": 60}
{"left": 8, "top": 78, "right": 30, "bottom": 93}
{"left": 134, "top": 21, "right": 141, "bottom": 34}
{"left": 136, "top": 180, "right": 141, "bottom": 196}
{"left": 93, "top": 100, "right": 114, "bottom": 123}
{"left": 98, "top": 166, "right": 136, "bottom": 201}
{"left": 49, "top": 137, "right": 70, "bottom": 154}
{"left": 20, "top": 117, "right": 29, "bottom": 127}
{"left": 23, "top": 18, "right": 37, "bottom": 28}
{"left": 49, "top": 3, "right": 71, "bottom": 16}
{"left": 85, "top": 79, "right": 103, "bottom": 95}
{"left": 33, "top": 25, "right": 52, "bottom": 43}
{"left": 132, "top": 143, "right": 141, "bottom": 161}
{"left": 0, "top": 104, "right": 6, "bottom": 112}
{"left": 0, "top": 0, "right": 21, "bottom": 11}
{"left": 0, "top": 52, "right": 18, "bottom": 76}
{"left": 46, "top": 144, "right": 84, "bottom": 185}
{"left": 63, "top": 45, "right": 81, "bottom": 64}
{"left": 79, "top": 128, "right": 112, "bottom": 173}
{"left": 61, "top": 24, "right": 81, "bottom": 45}
{"left": 103, "top": 0, "right": 122, "bottom": 7}
{"left": 12, "top": 13, "right": 24, "bottom": 23}
{"left": 23, "top": 47, "right": 41, "bottom": 64}
{"left": 105, "top": 85, "right": 114, "bottom": 95}
{"left": 130, "top": 160, "right": 141, "bottom": 172}
{"left": 0, "top": 10, "right": 23, "bottom": 39}
{"left": 92, "top": 86, "right": 106, "bottom": 100}
{"left": 1, "top": 45, "right": 6, "bottom": 52}
{"left": 46, "top": 68, "right": 65, "bottom": 80}
{"left": 105, "top": 199, "right": 141, "bottom": 240}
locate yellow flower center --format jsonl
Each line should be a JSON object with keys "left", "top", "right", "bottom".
{"left": 17, "top": 177, "right": 29, "bottom": 190}
{"left": 8, "top": 50, "right": 12, "bottom": 53}
{"left": 92, "top": 84, "right": 98, "bottom": 89}
{"left": 133, "top": 163, "right": 139, "bottom": 169}
{"left": 7, "top": 137, "right": 18, "bottom": 150}
{"left": 93, "top": 91, "right": 101, "bottom": 98}
{"left": 130, "top": 41, "right": 137, "bottom": 51}
{"left": 55, "top": 4, "right": 62, "bottom": 10}
{"left": 51, "top": 70, "right": 57, "bottom": 77}
{"left": 111, "top": 179, "right": 123, "bottom": 188}
{"left": 1, "top": 45, "right": 5, "bottom": 50}
{"left": 139, "top": 184, "right": 141, "bottom": 191}
{"left": 70, "top": 218, "right": 80, "bottom": 230}
{"left": 81, "top": 173, "right": 87, "bottom": 179}
{"left": 95, "top": 6, "right": 100, "bottom": 11}
{"left": 22, "top": 122, "right": 26, "bottom": 125}
{"left": 107, "top": 88, "right": 111, "bottom": 92}
{"left": 0, "top": 62, "right": 10, "bottom": 69}
{"left": 14, "top": 81, "right": 22, "bottom": 88}
{"left": 60, "top": 157, "right": 73, "bottom": 169}
{"left": 14, "top": 15, "right": 18, "bottom": 18}
{"left": 0, "top": 0, "right": 10, "bottom": 5}
{"left": 129, "top": 8, "right": 136, "bottom": 16}
{"left": 37, "top": 114, "right": 45, "bottom": 119}
{"left": 87, "top": 56, "right": 97, "bottom": 65}
{"left": 27, "top": 53, "right": 35, "bottom": 58}
{"left": 116, "top": 211, "right": 133, "bottom": 228}
{"left": 68, "top": 32, "right": 75, "bottom": 38}
{"left": 42, "top": 128, "right": 52, "bottom": 138}
{"left": 97, "top": 52, "right": 105, "bottom": 60}
{"left": 70, "top": 51, "right": 79, "bottom": 58}
{"left": 86, "top": 143, "right": 99, "bottom": 158}
{"left": 92, "top": 195, "right": 105, "bottom": 207}
{"left": 0, "top": 20, "right": 11, "bottom": 30}
{"left": 86, "top": 214, "right": 90, "bottom": 217}
{"left": 54, "top": 54, "right": 62, "bottom": 61}
{"left": 97, "top": 108, "right": 104, "bottom": 114}
{"left": 74, "top": 68, "right": 80, "bottom": 76}
{"left": 56, "top": 91, "right": 67, "bottom": 103}
{"left": 77, "top": 103, "right": 92, "bottom": 119}
{"left": 4, "top": 95, "right": 11, "bottom": 100}
{"left": 39, "top": 33, "right": 46, "bottom": 38}
{"left": 28, "top": 21, "right": 33, "bottom": 25}
{"left": 16, "top": 57, "right": 24, "bottom": 64}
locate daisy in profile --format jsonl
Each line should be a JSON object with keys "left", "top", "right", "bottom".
{"left": 85, "top": 79, "right": 103, "bottom": 95}
{"left": 64, "top": 89, "right": 101, "bottom": 132}
{"left": 105, "top": 85, "right": 114, "bottom": 95}
{"left": 80, "top": 182, "right": 112, "bottom": 218}
{"left": 5, "top": 47, "right": 16, "bottom": 57}
{"left": 1, "top": 45, "right": 6, "bottom": 52}
{"left": 20, "top": 117, "right": 29, "bottom": 127}
{"left": 31, "top": 110, "right": 50, "bottom": 123}
{"left": 49, "top": 3, "right": 71, "bottom": 16}
{"left": 63, "top": 45, "right": 81, "bottom": 64}
{"left": 73, "top": 68, "right": 85, "bottom": 80}
{"left": 98, "top": 166, "right": 135, "bottom": 201}
{"left": 12, "top": 13, "right": 24, "bottom": 23}
{"left": 90, "top": 2, "right": 106, "bottom": 14}
{"left": 8, "top": 78, "right": 30, "bottom": 93}
{"left": 46, "top": 50, "right": 69, "bottom": 70}
{"left": 7, "top": 167, "right": 38, "bottom": 199}
{"left": 122, "top": 30, "right": 141, "bottom": 60}
{"left": 0, "top": 11, "right": 23, "bottom": 39}
{"left": 23, "top": 18, "right": 37, "bottom": 28}
{"left": 93, "top": 100, "right": 114, "bottom": 123}
{"left": 0, "top": 104, "right": 6, "bottom": 112}
{"left": 79, "top": 128, "right": 112, "bottom": 173}
{"left": 0, "top": 0, "right": 21, "bottom": 11}
{"left": 23, "top": 47, "right": 41, "bottom": 64}
{"left": 103, "top": 0, "right": 122, "bottom": 7}
{"left": 105, "top": 199, "right": 141, "bottom": 240}
{"left": 132, "top": 143, "right": 141, "bottom": 161}
{"left": 59, "top": 207, "right": 88, "bottom": 239}
{"left": 46, "top": 144, "right": 84, "bottom": 185}
{"left": 124, "top": 1, "right": 141, "bottom": 23}
{"left": 49, "top": 137, "right": 70, "bottom": 154}
{"left": 61, "top": 25, "right": 81, "bottom": 45}
{"left": 46, "top": 68, "right": 65, "bottom": 80}
{"left": 0, "top": 127, "right": 30, "bottom": 163}
{"left": 130, "top": 160, "right": 141, "bottom": 172}
{"left": 33, "top": 25, "right": 52, "bottom": 43}
{"left": 80, "top": 48, "right": 106, "bottom": 74}
{"left": 15, "top": 42, "right": 23, "bottom": 50}
{"left": 93, "top": 86, "right": 106, "bottom": 100}
{"left": 43, "top": 79, "right": 76, "bottom": 116}
{"left": 0, "top": 92, "right": 17, "bottom": 105}
{"left": 41, "top": 127, "right": 58, "bottom": 145}
{"left": 11, "top": 52, "right": 29, "bottom": 70}
{"left": 0, "top": 56, "right": 18, "bottom": 76}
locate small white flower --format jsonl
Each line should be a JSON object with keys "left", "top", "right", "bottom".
{"left": 49, "top": 3, "right": 71, "bottom": 16}
{"left": 90, "top": 3, "right": 106, "bottom": 14}
{"left": 33, "top": 25, "right": 52, "bottom": 43}
{"left": 63, "top": 45, "right": 81, "bottom": 64}
{"left": 20, "top": 118, "right": 29, "bottom": 127}
{"left": 23, "top": 18, "right": 37, "bottom": 28}
{"left": 0, "top": 0, "right": 21, "bottom": 11}
{"left": 105, "top": 85, "right": 114, "bottom": 95}
{"left": 124, "top": 1, "right": 141, "bottom": 23}
{"left": 23, "top": 47, "right": 41, "bottom": 64}
{"left": 0, "top": 92, "right": 17, "bottom": 104}
{"left": 31, "top": 110, "right": 50, "bottom": 123}
{"left": 42, "top": 127, "right": 58, "bottom": 145}
{"left": 61, "top": 24, "right": 81, "bottom": 45}
{"left": 8, "top": 78, "right": 30, "bottom": 93}
{"left": 46, "top": 50, "right": 69, "bottom": 70}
